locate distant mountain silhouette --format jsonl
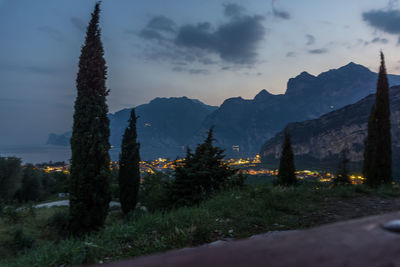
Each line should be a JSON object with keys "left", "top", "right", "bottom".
{"left": 192, "top": 62, "right": 400, "bottom": 157}
{"left": 260, "top": 86, "right": 400, "bottom": 176}
{"left": 47, "top": 97, "right": 217, "bottom": 159}
{"left": 48, "top": 62, "right": 400, "bottom": 159}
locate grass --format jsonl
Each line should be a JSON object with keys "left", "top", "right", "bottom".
{"left": 1, "top": 182, "right": 400, "bottom": 266}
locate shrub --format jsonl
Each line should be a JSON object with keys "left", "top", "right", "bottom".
{"left": 3, "top": 206, "right": 20, "bottom": 223}
{"left": 47, "top": 210, "right": 70, "bottom": 238}
{"left": 139, "top": 172, "right": 172, "bottom": 212}
{"left": 10, "top": 228, "right": 35, "bottom": 252}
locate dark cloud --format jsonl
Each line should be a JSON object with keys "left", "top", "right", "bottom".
{"left": 223, "top": 3, "right": 245, "bottom": 18}
{"left": 271, "top": 0, "right": 291, "bottom": 19}
{"left": 138, "top": 15, "right": 177, "bottom": 43}
{"left": 362, "top": 9, "right": 400, "bottom": 34}
{"left": 171, "top": 66, "right": 209, "bottom": 75}
{"left": 305, "top": 34, "right": 315, "bottom": 45}
{"left": 371, "top": 37, "right": 389, "bottom": 44}
{"left": 308, "top": 48, "right": 328, "bottom": 54}
{"left": 37, "top": 26, "right": 64, "bottom": 42}
{"left": 138, "top": 3, "right": 266, "bottom": 66}
{"left": 175, "top": 15, "right": 265, "bottom": 64}
{"left": 286, "top": 51, "right": 296, "bottom": 57}
{"left": 71, "top": 17, "right": 86, "bottom": 32}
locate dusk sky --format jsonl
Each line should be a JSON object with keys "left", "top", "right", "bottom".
{"left": 2, "top": 0, "right": 400, "bottom": 145}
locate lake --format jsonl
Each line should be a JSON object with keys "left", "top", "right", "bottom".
{"left": 0, "top": 145, "right": 121, "bottom": 164}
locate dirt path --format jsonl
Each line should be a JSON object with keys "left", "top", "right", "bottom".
{"left": 309, "top": 196, "right": 400, "bottom": 226}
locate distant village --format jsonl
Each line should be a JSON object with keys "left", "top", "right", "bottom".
{"left": 34, "top": 154, "right": 366, "bottom": 185}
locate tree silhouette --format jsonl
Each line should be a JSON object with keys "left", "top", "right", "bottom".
{"left": 276, "top": 129, "right": 297, "bottom": 186}
{"left": 69, "top": 2, "right": 111, "bottom": 235}
{"left": 363, "top": 52, "right": 392, "bottom": 186}
{"left": 118, "top": 108, "right": 141, "bottom": 215}
{"left": 170, "top": 127, "right": 236, "bottom": 206}
{"left": 335, "top": 148, "right": 351, "bottom": 185}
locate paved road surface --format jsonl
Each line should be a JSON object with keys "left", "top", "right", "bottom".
{"left": 34, "top": 200, "right": 121, "bottom": 209}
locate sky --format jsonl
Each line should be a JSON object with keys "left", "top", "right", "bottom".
{"left": 1, "top": 0, "right": 400, "bottom": 145}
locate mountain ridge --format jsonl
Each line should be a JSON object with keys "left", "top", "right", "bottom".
{"left": 47, "top": 62, "right": 400, "bottom": 159}
{"left": 260, "top": 86, "right": 400, "bottom": 175}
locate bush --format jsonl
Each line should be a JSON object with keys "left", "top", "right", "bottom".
{"left": 47, "top": 210, "right": 70, "bottom": 238}
{"left": 110, "top": 183, "right": 120, "bottom": 200}
{"left": 224, "top": 173, "right": 246, "bottom": 189}
{"left": 10, "top": 228, "right": 35, "bottom": 252}
{"left": 139, "top": 172, "right": 171, "bottom": 212}
{"left": 0, "top": 157, "right": 23, "bottom": 201}
{"left": 3, "top": 206, "right": 20, "bottom": 223}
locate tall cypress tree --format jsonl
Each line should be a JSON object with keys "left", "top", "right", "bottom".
{"left": 276, "top": 129, "right": 297, "bottom": 186}
{"left": 363, "top": 52, "right": 392, "bottom": 186}
{"left": 69, "top": 2, "right": 111, "bottom": 235}
{"left": 118, "top": 108, "right": 141, "bottom": 215}
{"left": 375, "top": 52, "right": 392, "bottom": 183}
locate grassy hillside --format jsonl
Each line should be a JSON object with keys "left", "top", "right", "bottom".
{"left": 2, "top": 182, "right": 400, "bottom": 266}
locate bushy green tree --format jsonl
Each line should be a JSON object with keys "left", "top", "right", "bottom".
{"left": 363, "top": 52, "right": 392, "bottom": 186}
{"left": 118, "top": 108, "right": 141, "bottom": 215}
{"left": 139, "top": 172, "right": 171, "bottom": 212}
{"left": 334, "top": 148, "right": 351, "bottom": 185}
{"left": 276, "top": 129, "right": 297, "bottom": 186}
{"left": 14, "top": 164, "right": 43, "bottom": 202}
{"left": 170, "top": 127, "right": 236, "bottom": 206}
{"left": 0, "top": 157, "right": 22, "bottom": 201}
{"left": 69, "top": 2, "right": 111, "bottom": 235}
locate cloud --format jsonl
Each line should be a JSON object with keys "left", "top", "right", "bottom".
{"left": 371, "top": 37, "right": 389, "bottom": 44}
{"left": 146, "top": 15, "right": 176, "bottom": 33}
{"left": 37, "top": 26, "right": 64, "bottom": 42}
{"left": 0, "top": 63, "right": 62, "bottom": 75}
{"left": 172, "top": 66, "right": 209, "bottom": 75}
{"left": 138, "top": 15, "right": 177, "bottom": 43}
{"left": 305, "top": 34, "right": 315, "bottom": 46}
{"left": 139, "top": 28, "right": 165, "bottom": 42}
{"left": 362, "top": 9, "right": 400, "bottom": 35}
{"left": 174, "top": 14, "right": 265, "bottom": 64}
{"left": 71, "top": 17, "right": 86, "bottom": 32}
{"left": 223, "top": 3, "right": 245, "bottom": 18}
{"left": 286, "top": 51, "right": 296, "bottom": 57}
{"left": 188, "top": 69, "right": 209, "bottom": 75}
{"left": 271, "top": 0, "right": 291, "bottom": 19}
{"left": 308, "top": 48, "right": 328, "bottom": 54}
{"left": 138, "top": 3, "right": 266, "bottom": 67}
{"left": 388, "top": 0, "right": 399, "bottom": 9}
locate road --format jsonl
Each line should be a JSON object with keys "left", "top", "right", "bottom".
{"left": 34, "top": 200, "right": 121, "bottom": 209}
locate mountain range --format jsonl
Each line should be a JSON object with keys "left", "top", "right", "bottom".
{"left": 47, "top": 62, "right": 400, "bottom": 159}
{"left": 261, "top": 86, "right": 400, "bottom": 175}
{"left": 48, "top": 97, "right": 217, "bottom": 159}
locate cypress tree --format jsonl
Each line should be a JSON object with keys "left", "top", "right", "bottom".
{"left": 375, "top": 52, "right": 392, "bottom": 183}
{"left": 69, "top": 2, "right": 111, "bottom": 235}
{"left": 363, "top": 52, "right": 392, "bottom": 186}
{"left": 276, "top": 129, "right": 297, "bottom": 186}
{"left": 118, "top": 108, "right": 141, "bottom": 215}
{"left": 334, "top": 148, "right": 351, "bottom": 185}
